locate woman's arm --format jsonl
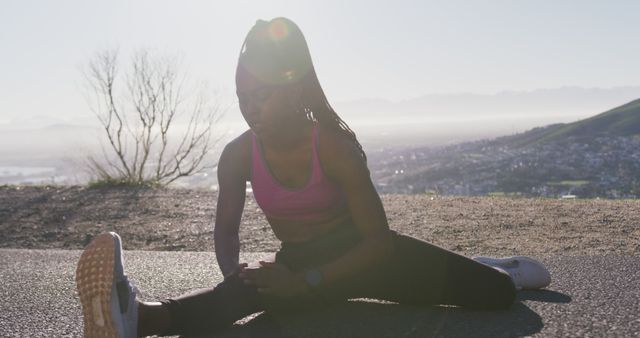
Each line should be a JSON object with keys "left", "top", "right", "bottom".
{"left": 308, "top": 129, "right": 395, "bottom": 285}
{"left": 214, "top": 136, "right": 249, "bottom": 278}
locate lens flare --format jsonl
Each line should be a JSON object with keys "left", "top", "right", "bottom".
{"left": 283, "top": 69, "right": 295, "bottom": 80}
{"left": 268, "top": 19, "right": 290, "bottom": 42}
{"left": 239, "top": 18, "right": 311, "bottom": 86}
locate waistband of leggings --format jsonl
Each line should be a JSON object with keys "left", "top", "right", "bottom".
{"left": 280, "top": 220, "right": 362, "bottom": 252}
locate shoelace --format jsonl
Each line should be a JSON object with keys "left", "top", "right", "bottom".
{"left": 498, "top": 259, "right": 520, "bottom": 269}
{"left": 501, "top": 261, "right": 522, "bottom": 279}
{"left": 129, "top": 278, "right": 143, "bottom": 299}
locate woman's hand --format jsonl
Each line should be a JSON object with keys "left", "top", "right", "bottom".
{"left": 224, "top": 262, "right": 249, "bottom": 280}
{"left": 238, "top": 261, "right": 310, "bottom": 297}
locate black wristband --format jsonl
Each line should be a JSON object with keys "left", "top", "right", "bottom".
{"left": 304, "top": 269, "right": 323, "bottom": 288}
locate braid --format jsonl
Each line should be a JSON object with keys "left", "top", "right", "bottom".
{"left": 320, "top": 111, "right": 367, "bottom": 163}
{"left": 304, "top": 72, "right": 366, "bottom": 162}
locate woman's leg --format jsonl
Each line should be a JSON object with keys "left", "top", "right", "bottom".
{"left": 148, "top": 231, "right": 514, "bottom": 336}
{"left": 156, "top": 273, "right": 264, "bottom": 336}
{"left": 390, "top": 231, "right": 517, "bottom": 309}
{"left": 137, "top": 301, "right": 171, "bottom": 337}
{"left": 152, "top": 253, "right": 324, "bottom": 337}
{"left": 320, "top": 231, "right": 517, "bottom": 310}
{"left": 145, "top": 229, "right": 516, "bottom": 336}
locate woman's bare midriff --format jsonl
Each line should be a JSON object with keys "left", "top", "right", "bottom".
{"left": 268, "top": 210, "right": 353, "bottom": 243}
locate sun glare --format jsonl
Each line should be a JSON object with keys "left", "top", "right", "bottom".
{"left": 268, "top": 19, "right": 289, "bottom": 42}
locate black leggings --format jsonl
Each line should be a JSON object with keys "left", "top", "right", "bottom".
{"left": 160, "top": 224, "right": 516, "bottom": 336}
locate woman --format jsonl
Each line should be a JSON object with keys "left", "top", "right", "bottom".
{"left": 75, "top": 17, "right": 551, "bottom": 338}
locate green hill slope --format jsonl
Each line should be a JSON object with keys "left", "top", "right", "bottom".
{"left": 499, "top": 97, "right": 640, "bottom": 147}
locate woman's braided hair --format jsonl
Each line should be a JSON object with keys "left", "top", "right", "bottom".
{"left": 237, "top": 17, "right": 366, "bottom": 162}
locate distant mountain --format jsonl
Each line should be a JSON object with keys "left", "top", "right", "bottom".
{"left": 332, "top": 86, "right": 640, "bottom": 148}
{"left": 370, "top": 97, "right": 640, "bottom": 198}
{"left": 0, "top": 124, "right": 102, "bottom": 162}
{"left": 335, "top": 86, "right": 640, "bottom": 122}
{"left": 495, "top": 98, "right": 640, "bottom": 148}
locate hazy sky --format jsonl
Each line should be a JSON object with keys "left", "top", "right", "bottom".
{"left": 1, "top": 0, "right": 639, "bottom": 126}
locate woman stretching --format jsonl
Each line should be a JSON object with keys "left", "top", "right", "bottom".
{"left": 75, "top": 17, "right": 551, "bottom": 338}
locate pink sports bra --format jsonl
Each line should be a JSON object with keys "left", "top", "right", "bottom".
{"left": 251, "top": 125, "right": 348, "bottom": 222}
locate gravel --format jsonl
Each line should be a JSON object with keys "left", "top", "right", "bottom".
{"left": 1, "top": 185, "right": 639, "bottom": 256}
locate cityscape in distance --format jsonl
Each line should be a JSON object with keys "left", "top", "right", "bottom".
{"left": 369, "top": 98, "right": 640, "bottom": 198}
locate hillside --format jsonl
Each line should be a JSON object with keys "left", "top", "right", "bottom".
{"left": 496, "top": 97, "right": 640, "bottom": 148}
{"left": 550, "top": 97, "right": 640, "bottom": 137}
{"left": 371, "top": 98, "right": 640, "bottom": 197}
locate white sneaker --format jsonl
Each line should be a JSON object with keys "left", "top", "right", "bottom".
{"left": 76, "top": 232, "right": 139, "bottom": 338}
{"left": 473, "top": 256, "right": 551, "bottom": 291}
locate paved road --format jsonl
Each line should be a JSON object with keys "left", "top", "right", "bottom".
{"left": 1, "top": 249, "right": 638, "bottom": 337}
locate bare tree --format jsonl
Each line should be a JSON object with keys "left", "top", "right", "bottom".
{"left": 83, "top": 49, "right": 224, "bottom": 186}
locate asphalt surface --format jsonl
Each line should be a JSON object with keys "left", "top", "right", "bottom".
{"left": 1, "top": 249, "right": 638, "bottom": 338}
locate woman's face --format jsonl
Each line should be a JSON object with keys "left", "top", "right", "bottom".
{"left": 236, "top": 67, "right": 303, "bottom": 137}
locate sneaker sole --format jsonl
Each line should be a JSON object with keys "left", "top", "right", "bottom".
{"left": 76, "top": 233, "right": 118, "bottom": 338}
